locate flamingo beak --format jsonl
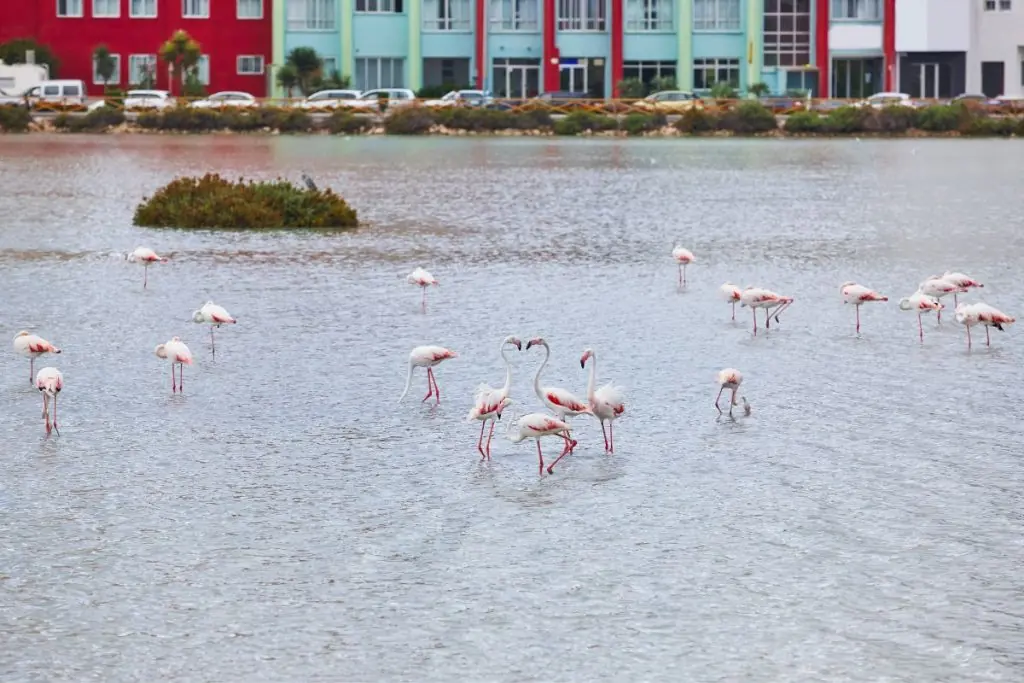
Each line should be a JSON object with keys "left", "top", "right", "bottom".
{"left": 526, "top": 340, "right": 536, "bottom": 350}
{"left": 514, "top": 340, "right": 522, "bottom": 351}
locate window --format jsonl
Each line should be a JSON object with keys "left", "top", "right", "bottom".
{"left": 694, "top": 0, "right": 739, "bottom": 30}
{"left": 183, "top": 0, "right": 209, "bottom": 17}
{"left": 195, "top": 55, "right": 210, "bottom": 85}
{"left": 130, "top": 0, "right": 157, "bottom": 16}
{"left": 623, "top": 60, "right": 677, "bottom": 85}
{"left": 424, "top": 0, "right": 471, "bottom": 29}
{"left": 625, "top": 0, "right": 672, "bottom": 30}
{"left": 56, "top": 0, "right": 84, "bottom": 17}
{"left": 287, "top": 0, "right": 336, "bottom": 29}
{"left": 831, "top": 0, "right": 880, "bottom": 19}
{"left": 92, "top": 52, "right": 121, "bottom": 85}
{"left": 557, "top": 0, "right": 606, "bottom": 30}
{"left": 354, "top": 57, "right": 404, "bottom": 90}
{"left": 693, "top": 57, "right": 739, "bottom": 89}
{"left": 93, "top": 0, "right": 119, "bottom": 17}
{"left": 984, "top": 0, "right": 1012, "bottom": 9}
{"left": 322, "top": 57, "right": 338, "bottom": 74}
{"left": 489, "top": 0, "right": 539, "bottom": 29}
{"left": 763, "top": 0, "right": 811, "bottom": 67}
{"left": 237, "top": 56, "right": 265, "bottom": 75}
{"left": 128, "top": 54, "right": 157, "bottom": 84}
{"left": 355, "top": 0, "right": 403, "bottom": 11}
{"left": 238, "top": 0, "right": 263, "bottom": 18}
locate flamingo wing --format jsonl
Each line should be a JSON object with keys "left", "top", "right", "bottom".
{"left": 544, "top": 387, "right": 589, "bottom": 413}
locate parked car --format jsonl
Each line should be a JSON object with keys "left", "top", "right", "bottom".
{"left": 299, "top": 89, "right": 363, "bottom": 109}
{"left": 190, "top": 91, "right": 258, "bottom": 109}
{"left": 991, "top": 94, "right": 1024, "bottom": 112}
{"left": 756, "top": 95, "right": 806, "bottom": 114}
{"left": 349, "top": 88, "right": 417, "bottom": 110}
{"left": 422, "top": 90, "right": 494, "bottom": 108}
{"left": 124, "top": 89, "right": 173, "bottom": 110}
{"left": 21, "top": 80, "right": 88, "bottom": 108}
{"left": 634, "top": 90, "right": 704, "bottom": 112}
{"left": 856, "top": 92, "right": 917, "bottom": 109}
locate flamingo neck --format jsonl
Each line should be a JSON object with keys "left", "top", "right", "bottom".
{"left": 499, "top": 342, "right": 513, "bottom": 398}
{"left": 397, "top": 361, "right": 415, "bottom": 402}
{"left": 532, "top": 342, "right": 550, "bottom": 402}
{"left": 585, "top": 353, "right": 597, "bottom": 402}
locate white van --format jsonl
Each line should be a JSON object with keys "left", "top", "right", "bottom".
{"left": 22, "top": 79, "right": 88, "bottom": 108}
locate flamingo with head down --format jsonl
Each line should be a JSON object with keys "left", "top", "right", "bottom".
{"left": 13, "top": 331, "right": 61, "bottom": 386}
{"left": 955, "top": 302, "right": 1015, "bottom": 350}
{"left": 739, "top": 287, "right": 794, "bottom": 336}
{"left": 942, "top": 271, "right": 983, "bottom": 307}
{"left": 719, "top": 282, "right": 742, "bottom": 321}
{"left": 715, "top": 368, "right": 750, "bottom": 417}
{"left": 155, "top": 337, "right": 193, "bottom": 394}
{"left": 507, "top": 412, "right": 572, "bottom": 475}
{"left": 128, "top": 247, "right": 168, "bottom": 289}
{"left": 407, "top": 268, "right": 439, "bottom": 310}
{"left": 919, "top": 276, "right": 964, "bottom": 322}
{"left": 840, "top": 281, "right": 888, "bottom": 334}
{"left": 672, "top": 246, "right": 695, "bottom": 287}
{"left": 35, "top": 366, "right": 63, "bottom": 435}
{"left": 898, "top": 291, "right": 943, "bottom": 342}
{"left": 399, "top": 345, "right": 458, "bottom": 405}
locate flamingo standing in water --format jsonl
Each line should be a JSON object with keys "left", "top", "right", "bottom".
{"left": 919, "top": 276, "right": 964, "bottom": 322}
{"left": 739, "top": 287, "right": 794, "bottom": 336}
{"left": 155, "top": 337, "right": 193, "bottom": 393}
{"left": 840, "top": 281, "right": 888, "bottom": 334}
{"left": 467, "top": 335, "right": 521, "bottom": 459}
{"left": 955, "top": 302, "right": 1015, "bottom": 349}
{"left": 898, "top": 291, "right": 943, "bottom": 342}
{"left": 507, "top": 413, "right": 572, "bottom": 475}
{"left": 192, "top": 301, "right": 237, "bottom": 357}
{"left": 719, "top": 282, "right": 742, "bottom": 321}
{"left": 672, "top": 246, "right": 695, "bottom": 287}
{"left": 407, "top": 268, "right": 438, "bottom": 310}
{"left": 35, "top": 366, "right": 63, "bottom": 435}
{"left": 526, "top": 337, "right": 591, "bottom": 468}
{"left": 580, "top": 348, "right": 625, "bottom": 453}
{"left": 128, "top": 247, "right": 168, "bottom": 289}
{"left": 942, "top": 271, "right": 984, "bottom": 307}
{"left": 13, "top": 331, "right": 61, "bottom": 385}
{"left": 399, "top": 345, "right": 458, "bottom": 405}
{"left": 714, "top": 368, "right": 749, "bottom": 417}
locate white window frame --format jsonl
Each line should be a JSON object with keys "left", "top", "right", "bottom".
{"left": 693, "top": 0, "right": 740, "bottom": 31}
{"left": 287, "top": 0, "right": 337, "bottom": 29}
{"left": 130, "top": 0, "right": 157, "bottom": 17}
{"left": 237, "top": 0, "right": 263, "bottom": 19}
{"left": 623, "top": 60, "right": 678, "bottom": 82}
{"left": 423, "top": 0, "right": 472, "bottom": 30}
{"left": 128, "top": 54, "right": 158, "bottom": 84}
{"left": 557, "top": 0, "right": 606, "bottom": 31}
{"left": 355, "top": 0, "right": 400, "bottom": 12}
{"left": 488, "top": 0, "right": 539, "bottom": 30}
{"left": 92, "top": 53, "right": 122, "bottom": 85}
{"left": 354, "top": 57, "right": 406, "bottom": 90}
{"left": 625, "top": 0, "right": 673, "bottom": 31}
{"left": 692, "top": 57, "right": 740, "bottom": 90}
{"left": 196, "top": 55, "right": 210, "bottom": 85}
{"left": 831, "top": 0, "right": 880, "bottom": 20}
{"left": 56, "top": 0, "right": 84, "bottom": 17}
{"left": 92, "top": 0, "right": 120, "bottom": 18}
{"left": 237, "top": 55, "right": 265, "bottom": 75}
{"left": 763, "top": 0, "right": 812, "bottom": 68}
{"left": 182, "top": 0, "right": 210, "bottom": 18}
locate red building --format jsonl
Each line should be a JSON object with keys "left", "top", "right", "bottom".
{"left": 0, "top": 0, "right": 272, "bottom": 96}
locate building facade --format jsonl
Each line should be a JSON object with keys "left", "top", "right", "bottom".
{"left": 0, "top": 0, "right": 272, "bottom": 96}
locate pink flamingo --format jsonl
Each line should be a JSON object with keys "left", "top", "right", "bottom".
{"left": 192, "top": 301, "right": 237, "bottom": 357}
{"left": 739, "top": 286, "right": 794, "bottom": 336}
{"left": 399, "top": 345, "right": 458, "bottom": 405}
{"left": 13, "top": 331, "right": 61, "bottom": 385}
{"left": 942, "top": 271, "right": 984, "bottom": 307}
{"left": 128, "top": 247, "right": 168, "bottom": 289}
{"left": 155, "top": 337, "right": 193, "bottom": 393}
{"left": 955, "top": 302, "right": 1015, "bottom": 349}
{"left": 719, "top": 282, "right": 742, "bottom": 320}
{"left": 35, "top": 366, "right": 63, "bottom": 435}
{"left": 714, "top": 368, "right": 750, "bottom": 417}
{"left": 672, "top": 246, "right": 695, "bottom": 287}
{"left": 526, "top": 337, "right": 591, "bottom": 469}
{"left": 919, "top": 276, "right": 964, "bottom": 322}
{"left": 407, "top": 268, "right": 439, "bottom": 310}
{"left": 580, "top": 348, "right": 625, "bottom": 453}
{"left": 507, "top": 412, "right": 572, "bottom": 475}
{"left": 840, "top": 281, "right": 888, "bottom": 333}
{"left": 467, "top": 335, "right": 521, "bottom": 459}
{"left": 898, "top": 291, "right": 943, "bottom": 342}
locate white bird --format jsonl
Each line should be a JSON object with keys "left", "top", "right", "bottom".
{"left": 13, "top": 331, "right": 62, "bottom": 386}
{"left": 467, "top": 336, "right": 521, "bottom": 459}
{"left": 919, "top": 275, "right": 965, "bottom": 322}
{"left": 714, "top": 368, "right": 746, "bottom": 417}
{"left": 955, "top": 302, "right": 1015, "bottom": 350}
{"left": 526, "top": 337, "right": 591, "bottom": 459}
{"left": 580, "top": 348, "right": 625, "bottom": 453}
{"left": 35, "top": 366, "right": 63, "bottom": 435}
{"left": 127, "top": 247, "right": 168, "bottom": 289}
{"left": 941, "top": 271, "right": 984, "bottom": 307}
{"left": 672, "top": 246, "right": 695, "bottom": 287}
{"left": 839, "top": 281, "right": 888, "bottom": 334}
{"left": 399, "top": 345, "right": 458, "bottom": 405}
{"left": 898, "top": 291, "right": 943, "bottom": 342}
{"left": 739, "top": 286, "right": 794, "bottom": 335}
{"left": 191, "top": 301, "right": 237, "bottom": 357}
{"left": 407, "top": 267, "right": 439, "bottom": 310}
{"left": 155, "top": 337, "right": 193, "bottom": 394}
{"left": 507, "top": 412, "right": 573, "bottom": 475}
{"left": 719, "top": 282, "right": 742, "bottom": 321}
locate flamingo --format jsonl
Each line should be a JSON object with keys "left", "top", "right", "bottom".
{"left": 526, "top": 337, "right": 591, "bottom": 463}
{"left": 942, "top": 271, "right": 984, "bottom": 307}
{"left": 898, "top": 291, "right": 943, "bottom": 342}
{"left": 507, "top": 413, "right": 573, "bottom": 475}
{"left": 955, "top": 302, "right": 1015, "bottom": 349}
{"left": 919, "top": 276, "right": 965, "bottom": 322}
{"left": 407, "top": 268, "right": 438, "bottom": 310}
{"left": 580, "top": 348, "right": 625, "bottom": 454}
{"left": 155, "top": 336, "right": 193, "bottom": 393}
{"left": 35, "top": 366, "right": 63, "bottom": 435}
{"left": 467, "top": 335, "right": 522, "bottom": 459}
{"left": 192, "top": 301, "right": 237, "bottom": 357}
{"left": 13, "top": 331, "right": 61, "bottom": 386}
{"left": 398, "top": 345, "right": 458, "bottom": 405}
{"left": 840, "top": 281, "right": 888, "bottom": 333}
{"left": 672, "top": 246, "right": 695, "bottom": 287}
{"left": 127, "top": 247, "right": 168, "bottom": 289}
{"left": 719, "top": 282, "right": 742, "bottom": 321}
{"left": 715, "top": 368, "right": 752, "bottom": 417}
{"left": 739, "top": 286, "right": 794, "bottom": 336}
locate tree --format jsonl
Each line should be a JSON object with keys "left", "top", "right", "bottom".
{"left": 285, "top": 47, "right": 323, "bottom": 95}
{"left": 617, "top": 78, "right": 645, "bottom": 99}
{"left": 160, "top": 30, "right": 201, "bottom": 96}
{"left": 748, "top": 82, "right": 771, "bottom": 98}
{"left": 0, "top": 38, "right": 60, "bottom": 77}
{"left": 93, "top": 45, "right": 116, "bottom": 90}
{"left": 276, "top": 63, "right": 299, "bottom": 97}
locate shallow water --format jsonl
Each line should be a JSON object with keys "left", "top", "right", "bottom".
{"left": 1, "top": 134, "right": 1022, "bottom": 682}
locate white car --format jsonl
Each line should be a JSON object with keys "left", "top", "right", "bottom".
{"left": 299, "top": 89, "right": 363, "bottom": 110}
{"left": 124, "top": 89, "right": 173, "bottom": 110}
{"left": 190, "top": 91, "right": 258, "bottom": 109}
{"left": 349, "top": 88, "right": 417, "bottom": 110}
{"left": 422, "top": 90, "right": 494, "bottom": 108}
{"left": 856, "top": 92, "right": 916, "bottom": 109}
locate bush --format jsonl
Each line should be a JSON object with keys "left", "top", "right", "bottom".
{"left": 868, "top": 105, "right": 917, "bottom": 133}
{"left": 510, "top": 108, "right": 553, "bottom": 130}
{"left": 384, "top": 106, "right": 435, "bottom": 134}
{"left": 960, "top": 115, "right": 1016, "bottom": 137}
{"left": 133, "top": 173, "right": 358, "bottom": 229}
{"left": 914, "top": 104, "right": 962, "bottom": 132}
{"left": 718, "top": 101, "right": 777, "bottom": 134}
{"left": 0, "top": 105, "right": 32, "bottom": 132}
{"left": 325, "top": 110, "right": 369, "bottom": 134}
{"left": 674, "top": 107, "right": 717, "bottom": 134}
{"left": 53, "top": 106, "right": 126, "bottom": 133}
{"left": 622, "top": 112, "right": 666, "bottom": 136}
{"left": 552, "top": 110, "right": 616, "bottom": 135}
{"left": 783, "top": 110, "right": 823, "bottom": 133}
{"left": 821, "top": 106, "right": 870, "bottom": 134}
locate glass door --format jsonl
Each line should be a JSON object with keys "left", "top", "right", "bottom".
{"left": 917, "top": 63, "right": 939, "bottom": 98}
{"left": 560, "top": 64, "right": 587, "bottom": 93}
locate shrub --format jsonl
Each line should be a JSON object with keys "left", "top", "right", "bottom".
{"left": 0, "top": 105, "right": 31, "bottom": 132}
{"left": 133, "top": 173, "right": 358, "bottom": 229}
{"left": 821, "top": 106, "right": 870, "bottom": 134}
{"left": 868, "top": 105, "right": 917, "bottom": 133}
{"left": 325, "top": 110, "right": 368, "bottom": 134}
{"left": 552, "top": 110, "right": 616, "bottom": 135}
{"left": 914, "top": 104, "right": 962, "bottom": 132}
{"left": 960, "top": 116, "right": 1015, "bottom": 137}
{"left": 783, "top": 110, "right": 823, "bottom": 133}
{"left": 1017, "top": 116, "right": 1024, "bottom": 137}
{"left": 510, "top": 108, "right": 553, "bottom": 130}
{"left": 159, "top": 107, "right": 224, "bottom": 132}
{"left": 718, "top": 101, "right": 777, "bottom": 134}
{"left": 674, "top": 107, "right": 717, "bottom": 134}
{"left": 384, "top": 106, "right": 435, "bottom": 134}
{"left": 622, "top": 112, "right": 666, "bottom": 136}
{"left": 54, "top": 106, "right": 126, "bottom": 133}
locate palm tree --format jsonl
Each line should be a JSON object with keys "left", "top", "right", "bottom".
{"left": 276, "top": 63, "right": 299, "bottom": 98}
{"left": 160, "top": 30, "right": 201, "bottom": 97}
{"left": 92, "top": 45, "right": 116, "bottom": 91}
{"left": 285, "top": 47, "right": 323, "bottom": 96}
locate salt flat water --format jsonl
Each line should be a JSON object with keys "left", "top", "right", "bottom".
{"left": 0, "top": 135, "right": 1022, "bottom": 682}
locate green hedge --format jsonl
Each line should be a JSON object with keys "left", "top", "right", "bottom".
{"left": 133, "top": 172, "right": 359, "bottom": 229}
{"left": 132, "top": 106, "right": 362, "bottom": 134}
{"left": 54, "top": 106, "right": 127, "bottom": 132}
{"left": 0, "top": 105, "right": 32, "bottom": 132}
{"left": 783, "top": 102, "right": 1024, "bottom": 136}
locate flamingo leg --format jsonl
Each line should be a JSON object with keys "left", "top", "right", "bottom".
{"left": 682, "top": 264, "right": 687, "bottom": 287}
{"left": 29, "top": 357, "right": 34, "bottom": 385}
{"left": 144, "top": 263, "right": 148, "bottom": 289}
{"left": 715, "top": 386, "right": 725, "bottom": 413}
{"left": 765, "top": 307, "right": 771, "bottom": 329}
{"left": 210, "top": 326, "right": 216, "bottom": 357}
{"left": 486, "top": 421, "right": 495, "bottom": 459}
{"left": 731, "top": 301, "right": 736, "bottom": 321}
{"left": 752, "top": 308, "right": 757, "bottom": 336}
{"left": 918, "top": 313, "right": 924, "bottom": 342}
{"left": 44, "top": 396, "right": 51, "bottom": 435}
{"left": 937, "top": 307, "right": 942, "bottom": 323}
{"left": 600, "top": 420, "right": 609, "bottom": 452}
{"left": 52, "top": 395, "right": 59, "bottom": 436}
{"left": 171, "top": 364, "right": 176, "bottom": 393}
{"left": 986, "top": 326, "right": 990, "bottom": 347}
{"left": 966, "top": 325, "right": 972, "bottom": 350}
{"left": 536, "top": 439, "right": 544, "bottom": 475}
{"left": 477, "top": 420, "right": 487, "bottom": 459}
{"left": 730, "top": 388, "right": 737, "bottom": 416}
{"left": 546, "top": 436, "right": 573, "bottom": 474}
{"left": 429, "top": 368, "right": 440, "bottom": 404}
{"left": 421, "top": 287, "right": 426, "bottom": 311}
{"left": 856, "top": 305, "right": 861, "bottom": 334}
{"left": 609, "top": 421, "right": 614, "bottom": 454}
{"left": 421, "top": 369, "right": 434, "bottom": 402}
{"left": 954, "top": 292, "right": 958, "bottom": 307}
{"left": 677, "top": 264, "right": 682, "bottom": 287}
{"left": 179, "top": 363, "right": 184, "bottom": 393}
